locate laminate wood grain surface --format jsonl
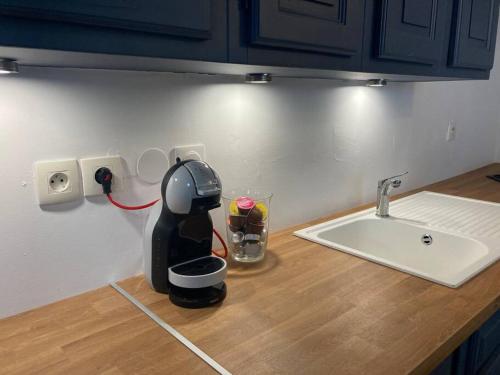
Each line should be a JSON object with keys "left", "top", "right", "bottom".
{"left": 0, "top": 285, "right": 214, "bottom": 374}
{"left": 1, "top": 164, "right": 499, "bottom": 375}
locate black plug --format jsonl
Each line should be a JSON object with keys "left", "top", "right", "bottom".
{"left": 95, "top": 167, "right": 113, "bottom": 194}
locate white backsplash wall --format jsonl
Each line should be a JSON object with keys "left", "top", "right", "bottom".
{"left": 491, "top": 62, "right": 500, "bottom": 163}
{"left": 1, "top": 51, "right": 500, "bottom": 318}
{"left": 497, "top": 126, "right": 500, "bottom": 161}
{"left": 496, "top": 107, "right": 500, "bottom": 162}
{"left": 493, "top": 55, "right": 500, "bottom": 162}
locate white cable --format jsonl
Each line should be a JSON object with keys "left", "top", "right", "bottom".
{"left": 110, "top": 282, "right": 231, "bottom": 375}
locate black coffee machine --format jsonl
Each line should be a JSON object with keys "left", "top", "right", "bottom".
{"left": 144, "top": 159, "right": 227, "bottom": 308}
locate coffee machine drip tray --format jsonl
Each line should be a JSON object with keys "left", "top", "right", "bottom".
{"left": 168, "top": 256, "right": 227, "bottom": 308}
{"left": 169, "top": 256, "right": 227, "bottom": 289}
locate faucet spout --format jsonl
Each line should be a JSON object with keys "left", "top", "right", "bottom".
{"left": 376, "top": 172, "right": 408, "bottom": 217}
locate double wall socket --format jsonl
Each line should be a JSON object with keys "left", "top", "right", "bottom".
{"left": 34, "top": 159, "right": 81, "bottom": 205}
{"left": 80, "top": 156, "right": 124, "bottom": 197}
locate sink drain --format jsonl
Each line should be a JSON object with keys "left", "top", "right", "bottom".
{"left": 421, "top": 234, "right": 433, "bottom": 246}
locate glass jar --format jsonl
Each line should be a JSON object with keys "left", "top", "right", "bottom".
{"left": 222, "top": 189, "right": 273, "bottom": 263}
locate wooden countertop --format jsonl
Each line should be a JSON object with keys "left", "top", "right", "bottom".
{"left": 1, "top": 164, "right": 499, "bottom": 375}
{"left": 0, "top": 284, "right": 213, "bottom": 374}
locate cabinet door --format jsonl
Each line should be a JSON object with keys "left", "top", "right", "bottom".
{"left": 248, "top": 0, "right": 364, "bottom": 57}
{"left": 448, "top": 0, "right": 500, "bottom": 70}
{"left": 0, "top": 1, "right": 212, "bottom": 39}
{"left": 430, "top": 337, "right": 469, "bottom": 375}
{"left": 0, "top": 1, "right": 227, "bottom": 62}
{"left": 375, "top": 0, "right": 449, "bottom": 65}
{"left": 468, "top": 310, "right": 500, "bottom": 374}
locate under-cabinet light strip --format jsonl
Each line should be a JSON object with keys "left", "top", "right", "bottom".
{"left": 110, "top": 282, "right": 232, "bottom": 375}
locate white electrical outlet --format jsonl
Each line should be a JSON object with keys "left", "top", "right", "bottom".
{"left": 34, "top": 159, "right": 81, "bottom": 205}
{"left": 170, "top": 144, "right": 206, "bottom": 165}
{"left": 80, "top": 156, "right": 124, "bottom": 197}
{"left": 446, "top": 121, "right": 457, "bottom": 142}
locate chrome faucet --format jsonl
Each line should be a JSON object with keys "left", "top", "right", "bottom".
{"left": 376, "top": 172, "right": 408, "bottom": 217}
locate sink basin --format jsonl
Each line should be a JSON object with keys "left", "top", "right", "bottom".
{"left": 294, "top": 192, "right": 500, "bottom": 287}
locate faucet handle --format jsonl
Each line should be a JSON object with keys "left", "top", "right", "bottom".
{"left": 387, "top": 171, "right": 408, "bottom": 181}
{"left": 378, "top": 171, "right": 408, "bottom": 186}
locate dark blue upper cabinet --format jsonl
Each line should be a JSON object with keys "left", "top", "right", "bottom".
{"left": 249, "top": 0, "right": 364, "bottom": 57}
{"left": 0, "top": 0, "right": 211, "bottom": 39}
{"left": 375, "top": 0, "right": 449, "bottom": 65}
{"left": 448, "top": 0, "right": 500, "bottom": 70}
{"left": 228, "top": 0, "right": 364, "bottom": 71}
{"left": 0, "top": 0, "right": 227, "bottom": 62}
{"left": 0, "top": 0, "right": 497, "bottom": 79}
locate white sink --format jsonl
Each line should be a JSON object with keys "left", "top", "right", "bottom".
{"left": 294, "top": 192, "right": 500, "bottom": 287}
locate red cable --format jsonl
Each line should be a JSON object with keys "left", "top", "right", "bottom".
{"left": 212, "top": 228, "right": 228, "bottom": 259}
{"left": 106, "top": 193, "right": 228, "bottom": 258}
{"left": 106, "top": 193, "right": 159, "bottom": 210}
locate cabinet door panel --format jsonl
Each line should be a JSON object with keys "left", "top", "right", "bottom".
{"left": 376, "top": 0, "right": 448, "bottom": 65}
{"left": 470, "top": 310, "right": 500, "bottom": 373}
{"left": 480, "top": 347, "right": 500, "bottom": 375}
{"left": 430, "top": 336, "right": 469, "bottom": 375}
{"left": 0, "top": 0, "right": 227, "bottom": 62}
{"left": 249, "top": 0, "right": 364, "bottom": 56}
{"left": 0, "top": 0, "right": 211, "bottom": 39}
{"left": 448, "top": 0, "right": 499, "bottom": 70}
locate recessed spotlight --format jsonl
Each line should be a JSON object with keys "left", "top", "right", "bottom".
{"left": 0, "top": 59, "right": 19, "bottom": 74}
{"left": 245, "top": 73, "right": 272, "bottom": 84}
{"left": 366, "top": 79, "right": 387, "bottom": 87}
